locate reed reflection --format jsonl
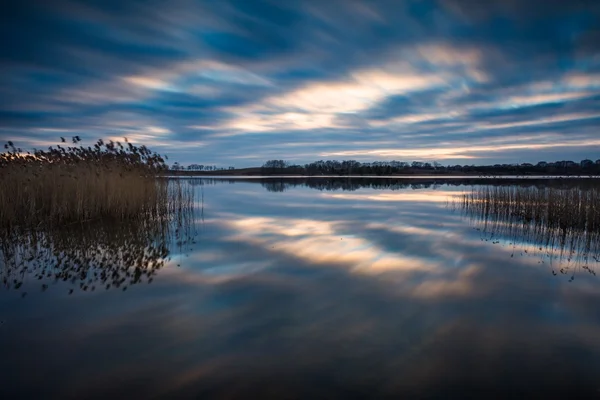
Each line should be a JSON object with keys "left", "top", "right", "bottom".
{"left": 0, "top": 180, "right": 196, "bottom": 295}
{"left": 457, "top": 184, "right": 600, "bottom": 279}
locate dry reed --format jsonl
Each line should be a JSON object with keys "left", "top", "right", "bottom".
{"left": 0, "top": 175, "right": 195, "bottom": 295}
{"left": 0, "top": 182, "right": 195, "bottom": 294}
{"left": 456, "top": 184, "right": 600, "bottom": 276}
{"left": 0, "top": 137, "right": 171, "bottom": 229}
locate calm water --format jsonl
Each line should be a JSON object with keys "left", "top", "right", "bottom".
{"left": 1, "top": 178, "right": 600, "bottom": 398}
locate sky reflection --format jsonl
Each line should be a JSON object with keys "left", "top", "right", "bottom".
{"left": 1, "top": 179, "right": 600, "bottom": 398}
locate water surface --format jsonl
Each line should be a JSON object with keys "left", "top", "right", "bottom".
{"left": 1, "top": 178, "right": 600, "bottom": 398}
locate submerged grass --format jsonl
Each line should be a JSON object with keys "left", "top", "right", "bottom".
{"left": 0, "top": 137, "right": 171, "bottom": 229}
{"left": 459, "top": 185, "right": 600, "bottom": 234}
{"left": 0, "top": 180, "right": 195, "bottom": 294}
{"left": 456, "top": 184, "right": 600, "bottom": 277}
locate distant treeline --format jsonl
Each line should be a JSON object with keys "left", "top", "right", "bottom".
{"left": 168, "top": 158, "right": 600, "bottom": 176}
{"left": 260, "top": 159, "right": 600, "bottom": 176}
{"left": 170, "top": 162, "right": 235, "bottom": 171}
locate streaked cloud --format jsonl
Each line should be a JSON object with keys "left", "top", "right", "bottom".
{"left": 1, "top": 0, "right": 599, "bottom": 165}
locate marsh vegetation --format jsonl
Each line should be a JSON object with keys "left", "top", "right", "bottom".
{"left": 0, "top": 137, "right": 171, "bottom": 228}
{"left": 0, "top": 138, "right": 195, "bottom": 294}
{"left": 457, "top": 184, "right": 600, "bottom": 278}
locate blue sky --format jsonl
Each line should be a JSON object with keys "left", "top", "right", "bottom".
{"left": 1, "top": 0, "right": 599, "bottom": 167}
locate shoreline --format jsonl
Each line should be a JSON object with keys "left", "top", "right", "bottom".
{"left": 162, "top": 174, "right": 600, "bottom": 180}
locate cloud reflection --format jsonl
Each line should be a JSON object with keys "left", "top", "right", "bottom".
{"left": 2, "top": 179, "right": 600, "bottom": 397}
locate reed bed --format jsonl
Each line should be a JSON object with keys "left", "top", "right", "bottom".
{"left": 459, "top": 185, "right": 600, "bottom": 234}
{"left": 0, "top": 187, "right": 195, "bottom": 294}
{"left": 0, "top": 137, "right": 197, "bottom": 293}
{"left": 456, "top": 185, "right": 600, "bottom": 276}
{"left": 0, "top": 137, "right": 171, "bottom": 229}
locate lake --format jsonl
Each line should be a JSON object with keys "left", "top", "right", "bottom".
{"left": 1, "top": 178, "right": 600, "bottom": 398}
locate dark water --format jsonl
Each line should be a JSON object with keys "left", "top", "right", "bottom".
{"left": 1, "top": 178, "right": 600, "bottom": 399}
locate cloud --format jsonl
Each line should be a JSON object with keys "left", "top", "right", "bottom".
{"left": 1, "top": 0, "right": 600, "bottom": 165}
{"left": 320, "top": 137, "right": 600, "bottom": 161}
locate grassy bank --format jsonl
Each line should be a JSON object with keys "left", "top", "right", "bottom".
{"left": 0, "top": 138, "right": 175, "bottom": 229}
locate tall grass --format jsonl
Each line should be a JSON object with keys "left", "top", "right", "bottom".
{"left": 456, "top": 185, "right": 600, "bottom": 276}
{"left": 0, "top": 137, "right": 170, "bottom": 229}
{"left": 0, "top": 137, "right": 197, "bottom": 293}
{"left": 0, "top": 182, "right": 195, "bottom": 294}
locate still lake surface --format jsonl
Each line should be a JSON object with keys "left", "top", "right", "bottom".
{"left": 1, "top": 178, "right": 600, "bottom": 398}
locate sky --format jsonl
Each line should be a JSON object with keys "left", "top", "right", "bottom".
{"left": 1, "top": 0, "right": 599, "bottom": 167}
